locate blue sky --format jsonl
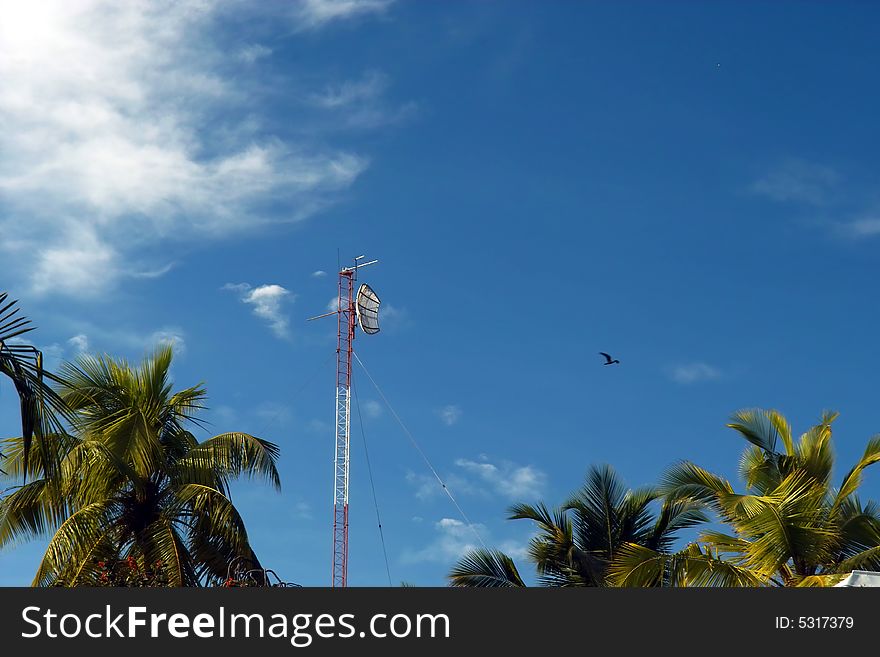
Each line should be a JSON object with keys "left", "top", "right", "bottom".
{"left": 2, "top": 0, "right": 880, "bottom": 586}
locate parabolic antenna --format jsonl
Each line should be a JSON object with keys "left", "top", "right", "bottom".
{"left": 355, "top": 283, "right": 381, "bottom": 335}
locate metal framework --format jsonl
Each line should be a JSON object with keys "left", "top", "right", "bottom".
{"left": 331, "top": 268, "right": 355, "bottom": 588}
{"left": 322, "top": 255, "right": 378, "bottom": 588}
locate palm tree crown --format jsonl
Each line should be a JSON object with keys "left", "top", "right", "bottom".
{"left": 608, "top": 409, "right": 880, "bottom": 587}
{"left": 449, "top": 464, "right": 705, "bottom": 587}
{"left": 0, "top": 345, "right": 281, "bottom": 586}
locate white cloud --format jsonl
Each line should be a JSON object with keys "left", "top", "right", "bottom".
{"left": 670, "top": 362, "right": 721, "bottom": 384}
{"left": 308, "top": 69, "right": 417, "bottom": 130}
{"left": 438, "top": 404, "right": 462, "bottom": 426}
{"left": 29, "top": 225, "right": 119, "bottom": 298}
{"left": 311, "top": 270, "right": 328, "bottom": 278}
{"left": 309, "top": 70, "right": 388, "bottom": 109}
{"left": 129, "top": 262, "right": 175, "bottom": 279}
{"left": 362, "top": 399, "right": 383, "bottom": 418}
{"left": 455, "top": 458, "right": 546, "bottom": 500}
{"left": 292, "top": 0, "right": 394, "bottom": 31}
{"left": 400, "top": 517, "right": 487, "bottom": 565}
{"left": 407, "top": 457, "right": 546, "bottom": 502}
{"left": 497, "top": 539, "right": 530, "bottom": 562}
{"left": 236, "top": 43, "right": 272, "bottom": 64}
{"left": 380, "top": 303, "right": 411, "bottom": 331}
{"left": 67, "top": 334, "right": 89, "bottom": 353}
{"left": 40, "top": 343, "right": 65, "bottom": 371}
{"left": 839, "top": 217, "right": 880, "bottom": 239}
{"left": 225, "top": 283, "right": 294, "bottom": 338}
{"left": 751, "top": 160, "right": 839, "bottom": 205}
{"left": 149, "top": 329, "right": 186, "bottom": 355}
{"left": 0, "top": 1, "right": 369, "bottom": 298}
{"left": 307, "top": 418, "right": 332, "bottom": 434}
{"left": 292, "top": 499, "right": 312, "bottom": 520}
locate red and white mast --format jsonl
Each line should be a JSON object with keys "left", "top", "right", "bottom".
{"left": 331, "top": 265, "right": 355, "bottom": 587}
{"left": 308, "top": 255, "right": 378, "bottom": 588}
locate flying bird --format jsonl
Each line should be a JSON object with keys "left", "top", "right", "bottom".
{"left": 599, "top": 352, "right": 620, "bottom": 366}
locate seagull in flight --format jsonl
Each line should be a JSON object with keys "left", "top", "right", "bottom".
{"left": 599, "top": 352, "right": 620, "bottom": 366}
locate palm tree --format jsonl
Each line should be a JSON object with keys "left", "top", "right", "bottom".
{"left": 449, "top": 464, "right": 705, "bottom": 587}
{"left": 0, "top": 344, "right": 281, "bottom": 586}
{"left": 608, "top": 409, "right": 880, "bottom": 587}
{"left": 0, "top": 292, "right": 69, "bottom": 479}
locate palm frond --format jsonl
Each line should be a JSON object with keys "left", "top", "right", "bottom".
{"left": 727, "top": 409, "right": 790, "bottom": 455}
{"left": 174, "top": 432, "right": 281, "bottom": 491}
{"left": 449, "top": 548, "right": 526, "bottom": 587}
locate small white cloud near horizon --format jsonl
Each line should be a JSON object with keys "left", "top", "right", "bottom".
{"left": 751, "top": 160, "right": 839, "bottom": 205}
{"left": 225, "top": 282, "right": 294, "bottom": 338}
{"left": 437, "top": 404, "right": 462, "bottom": 426}
{"left": 670, "top": 362, "right": 721, "bottom": 384}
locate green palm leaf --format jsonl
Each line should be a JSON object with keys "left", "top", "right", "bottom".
{"left": 449, "top": 549, "right": 525, "bottom": 587}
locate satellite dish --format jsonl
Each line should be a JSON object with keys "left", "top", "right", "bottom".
{"left": 355, "top": 283, "right": 381, "bottom": 335}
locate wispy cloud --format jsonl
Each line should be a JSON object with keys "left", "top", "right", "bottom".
{"left": 400, "top": 518, "right": 487, "bottom": 565}
{"left": 454, "top": 457, "right": 546, "bottom": 500}
{"left": 838, "top": 217, "right": 880, "bottom": 239}
{"left": 380, "top": 304, "right": 412, "bottom": 331}
{"left": 292, "top": 499, "right": 313, "bottom": 520}
{"left": 224, "top": 283, "right": 294, "bottom": 338}
{"left": 309, "top": 70, "right": 389, "bottom": 109}
{"left": 406, "top": 471, "right": 474, "bottom": 501}
{"left": 400, "top": 517, "right": 529, "bottom": 566}
{"left": 50, "top": 320, "right": 187, "bottom": 357}
{"left": 407, "top": 456, "right": 546, "bottom": 502}
{"left": 67, "top": 333, "right": 89, "bottom": 353}
{"left": 292, "top": 0, "right": 395, "bottom": 31}
{"left": 129, "top": 262, "right": 176, "bottom": 280}
{"left": 437, "top": 404, "right": 462, "bottom": 426}
{"left": 311, "top": 270, "right": 328, "bottom": 278}
{"left": 236, "top": 43, "right": 272, "bottom": 64}
{"left": 0, "top": 1, "right": 369, "bottom": 298}
{"left": 308, "top": 69, "right": 416, "bottom": 129}
{"left": 669, "top": 362, "right": 721, "bottom": 384}
{"left": 362, "top": 399, "right": 383, "bottom": 418}
{"left": 751, "top": 159, "right": 839, "bottom": 205}
{"left": 150, "top": 329, "right": 186, "bottom": 355}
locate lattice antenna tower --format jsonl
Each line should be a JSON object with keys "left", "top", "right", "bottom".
{"left": 307, "top": 255, "right": 381, "bottom": 587}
